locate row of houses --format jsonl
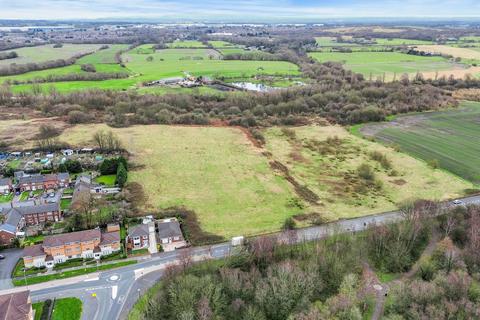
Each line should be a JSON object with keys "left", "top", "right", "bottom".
{"left": 23, "top": 224, "right": 121, "bottom": 268}
{"left": 0, "top": 172, "right": 71, "bottom": 195}
{"left": 0, "top": 202, "right": 61, "bottom": 246}
{"left": 20, "top": 217, "right": 187, "bottom": 268}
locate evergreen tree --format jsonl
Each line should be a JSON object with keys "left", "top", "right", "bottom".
{"left": 116, "top": 162, "right": 127, "bottom": 188}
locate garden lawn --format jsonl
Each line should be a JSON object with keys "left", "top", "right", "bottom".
{"left": 0, "top": 193, "right": 13, "bottom": 203}
{"left": 308, "top": 51, "right": 461, "bottom": 79}
{"left": 362, "top": 101, "right": 480, "bottom": 184}
{"left": 52, "top": 297, "right": 82, "bottom": 320}
{"left": 19, "top": 191, "right": 29, "bottom": 201}
{"left": 13, "top": 260, "right": 136, "bottom": 286}
{"left": 94, "top": 174, "right": 116, "bottom": 186}
{"left": 59, "top": 124, "right": 299, "bottom": 238}
{"left": 60, "top": 198, "right": 71, "bottom": 210}
{"left": 263, "top": 125, "right": 472, "bottom": 221}
{"left": 33, "top": 302, "right": 44, "bottom": 320}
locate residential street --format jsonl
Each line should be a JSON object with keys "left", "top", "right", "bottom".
{"left": 1, "top": 195, "right": 479, "bottom": 320}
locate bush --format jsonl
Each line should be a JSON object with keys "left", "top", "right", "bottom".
{"left": 80, "top": 64, "right": 96, "bottom": 72}
{"left": 40, "top": 299, "right": 52, "bottom": 320}
{"left": 357, "top": 163, "right": 375, "bottom": 181}
{"left": 283, "top": 217, "right": 296, "bottom": 230}
{"left": 64, "top": 159, "right": 82, "bottom": 173}
{"left": 68, "top": 110, "right": 94, "bottom": 124}
{"left": 427, "top": 159, "right": 440, "bottom": 169}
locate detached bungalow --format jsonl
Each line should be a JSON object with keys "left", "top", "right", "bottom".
{"left": 157, "top": 218, "right": 187, "bottom": 251}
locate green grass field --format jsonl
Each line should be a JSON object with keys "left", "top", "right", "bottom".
{"left": 52, "top": 297, "right": 82, "bottom": 320}
{"left": 124, "top": 47, "right": 299, "bottom": 81}
{"left": 362, "top": 101, "right": 480, "bottom": 184}
{"left": 0, "top": 44, "right": 104, "bottom": 66}
{"left": 308, "top": 51, "right": 460, "bottom": 78}
{"left": 60, "top": 124, "right": 299, "bottom": 238}
{"left": 10, "top": 44, "right": 299, "bottom": 93}
{"left": 75, "top": 44, "right": 129, "bottom": 64}
{"left": 315, "top": 37, "right": 361, "bottom": 47}
{"left": 208, "top": 40, "right": 237, "bottom": 48}
{"left": 167, "top": 40, "right": 207, "bottom": 48}
{"left": 263, "top": 125, "right": 471, "bottom": 220}
{"left": 0, "top": 63, "right": 126, "bottom": 84}
{"left": 372, "top": 38, "right": 433, "bottom": 45}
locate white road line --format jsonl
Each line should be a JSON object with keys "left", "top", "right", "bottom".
{"left": 84, "top": 277, "right": 99, "bottom": 282}
{"left": 112, "top": 285, "right": 118, "bottom": 300}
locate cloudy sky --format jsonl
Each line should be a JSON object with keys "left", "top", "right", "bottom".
{"left": 1, "top": 0, "right": 479, "bottom": 21}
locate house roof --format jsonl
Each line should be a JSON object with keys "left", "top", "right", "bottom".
{"left": 0, "top": 224, "right": 17, "bottom": 234}
{"left": 0, "top": 178, "right": 11, "bottom": 186}
{"left": 5, "top": 209, "right": 23, "bottom": 229}
{"left": 157, "top": 219, "right": 183, "bottom": 239}
{"left": 100, "top": 231, "right": 120, "bottom": 246}
{"left": 23, "top": 244, "right": 45, "bottom": 258}
{"left": 128, "top": 224, "right": 149, "bottom": 238}
{"left": 18, "top": 175, "right": 44, "bottom": 185}
{"left": 43, "top": 229, "right": 101, "bottom": 247}
{"left": 8, "top": 203, "right": 60, "bottom": 216}
{"left": 0, "top": 290, "right": 31, "bottom": 320}
{"left": 57, "top": 173, "right": 70, "bottom": 181}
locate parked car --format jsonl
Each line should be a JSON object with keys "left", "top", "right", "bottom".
{"left": 453, "top": 199, "right": 464, "bottom": 205}
{"left": 0, "top": 255, "right": 5, "bottom": 260}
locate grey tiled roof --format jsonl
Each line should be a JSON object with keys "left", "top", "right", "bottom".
{"left": 0, "top": 178, "right": 11, "bottom": 186}
{"left": 23, "top": 244, "right": 45, "bottom": 258}
{"left": 128, "top": 224, "right": 149, "bottom": 238}
{"left": 11, "top": 203, "right": 60, "bottom": 216}
{"left": 157, "top": 219, "right": 183, "bottom": 239}
{"left": 43, "top": 229, "right": 101, "bottom": 247}
{"left": 100, "top": 231, "right": 120, "bottom": 245}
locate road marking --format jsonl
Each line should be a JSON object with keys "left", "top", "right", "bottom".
{"left": 112, "top": 285, "right": 118, "bottom": 300}
{"left": 134, "top": 268, "right": 145, "bottom": 280}
{"left": 84, "top": 277, "right": 99, "bottom": 282}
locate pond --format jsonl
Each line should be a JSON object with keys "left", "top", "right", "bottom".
{"left": 230, "top": 82, "right": 279, "bottom": 92}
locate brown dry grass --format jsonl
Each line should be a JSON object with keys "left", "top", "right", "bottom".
{"left": 416, "top": 45, "right": 480, "bottom": 60}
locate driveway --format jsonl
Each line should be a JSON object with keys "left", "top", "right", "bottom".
{"left": 0, "top": 248, "right": 23, "bottom": 289}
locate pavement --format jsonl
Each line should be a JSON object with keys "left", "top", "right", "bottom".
{"left": 0, "top": 194, "right": 479, "bottom": 320}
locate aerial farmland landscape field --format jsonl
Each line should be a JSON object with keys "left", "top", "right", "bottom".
{"left": 2, "top": 2, "right": 480, "bottom": 320}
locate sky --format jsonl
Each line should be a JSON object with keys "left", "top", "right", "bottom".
{"left": 1, "top": 0, "right": 480, "bottom": 21}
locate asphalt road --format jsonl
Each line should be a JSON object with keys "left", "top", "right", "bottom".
{"left": 0, "top": 248, "right": 23, "bottom": 289}
{"left": 2, "top": 194, "right": 480, "bottom": 320}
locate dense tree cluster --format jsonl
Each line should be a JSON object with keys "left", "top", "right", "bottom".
{"left": 0, "top": 51, "right": 18, "bottom": 60}
{"left": 137, "top": 202, "right": 480, "bottom": 320}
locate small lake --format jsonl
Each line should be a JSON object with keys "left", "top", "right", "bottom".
{"left": 230, "top": 82, "right": 278, "bottom": 92}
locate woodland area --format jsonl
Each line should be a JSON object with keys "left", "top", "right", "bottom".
{"left": 136, "top": 201, "right": 480, "bottom": 320}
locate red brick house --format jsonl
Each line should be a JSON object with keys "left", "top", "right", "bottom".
{"left": 0, "top": 203, "right": 61, "bottom": 245}
{"left": 17, "top": 173, "right": 70, "bottom": 191}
